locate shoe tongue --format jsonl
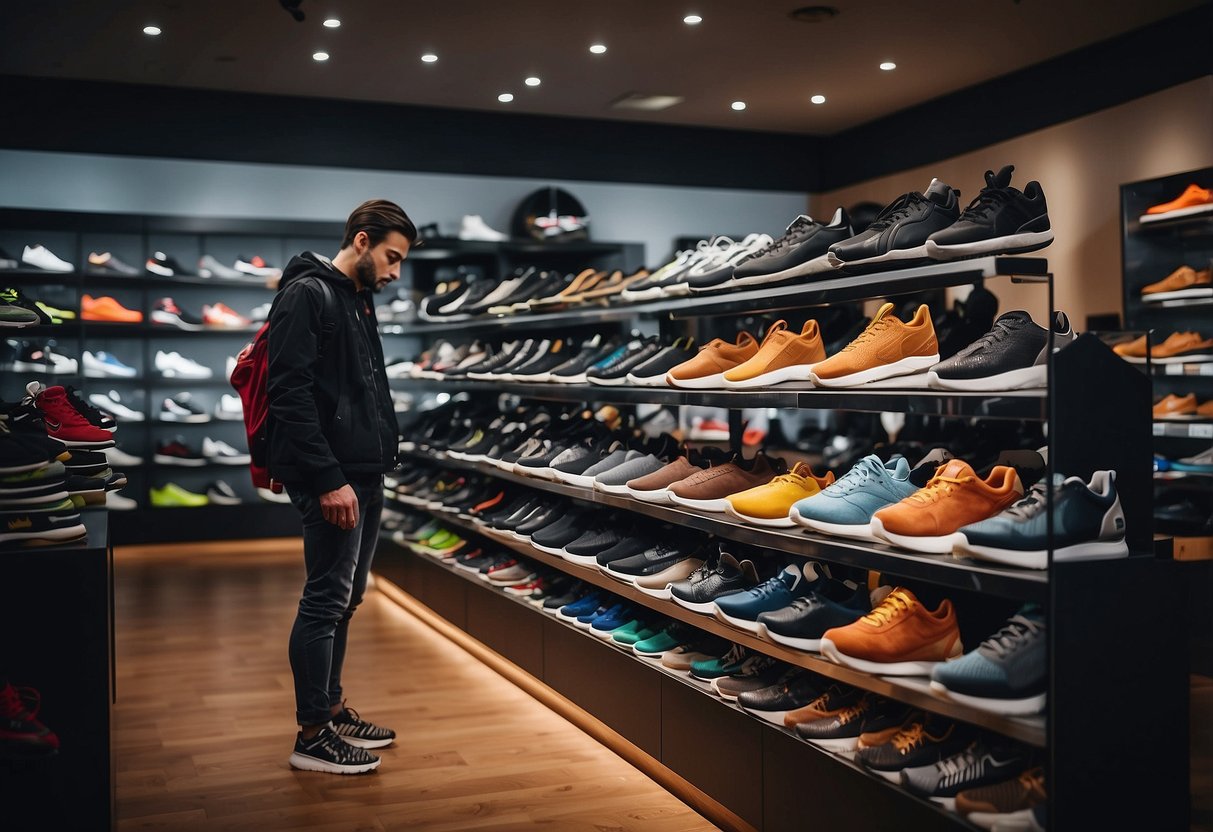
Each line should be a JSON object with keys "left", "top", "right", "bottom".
{"left": 938, "top": 459, "right": 973, "bottom": 479}
{"left": 996, "top": 310, "right": 1032, "bottom": 327}
{"left": 924, "top": 178, "right": 955, "bottom": 204}
{"left": 788, "top": 461, "right": 813, "bottom": 478}
{"left": 986, "top": 165, "right": 1014, "bottom": 189}
{"left": 870, "top": 302, "right": 895, "bottom": 323}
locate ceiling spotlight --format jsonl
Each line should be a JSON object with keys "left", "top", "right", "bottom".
{"left": 312, "top": 51, "right": 329, "bottom": 62}
{"left": 810, "top": 94, "right": 826, "bottom": 104}
{"left": 498, "top": 92, "right": 514, "bottom": 103}
{"left": 683, "top": 14, "right": 703, "bottom": 24}
{"left": 279, "top": 0, "right": 305, "bottom": 22}
{"left": 589, "top": 43, "right": 607, "bottom": 54}
{"left": 879, "top": 61, "right": 896, "bottom": 71}
{"left": 731, "top": 101, "right": 746, "bottom": 111}
{"left": 525, "top": 76, "right": 541, "bottom": 87}
{"left": 421, "top": 53, "right": 438, "bottom": 63}
{"left": 143, "top": 25, "right": 161, "bottom": 36}
{"left": 323, "top": 18, "right": 341, "bottom": 28}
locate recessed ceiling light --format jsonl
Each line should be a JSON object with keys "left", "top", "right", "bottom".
{"left": 589, "top": 44, "right": 607, "bottom": 54}
{"left": 879, "top": 61, "right": 896, "bottom": 71}
{"left": 323, "top": 18, "right": 341, "bottom": 28}
{"left": 421, "top": 53, "right": 438, "bottom": 63}
{"left": 731, "top": 101, "right": 746, "bottom": 111}
{"left": 312, "top": 51, "right": 330, "bottom": 62}
{"left": 143, "top": 25, "right": 161, "bottom": 36}
{"left": 525, "top": 76, "right": 541, "bottom": 87}
{"left": 683, "top": 14, "right": 703, "bottom": 24}
{"left": 810, "top": 94, "right": 826, "bottom": 104}
{"left": 498, "top": 92, "right": 514, "bottom": 103}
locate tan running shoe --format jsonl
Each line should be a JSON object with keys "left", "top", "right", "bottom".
{"left": 1112, "top": 333, "right": 1149, "bottom": 362}
{"left": 810, "top": 303, "right": 939, "bottom": 388}
{"left": 723, "top": 319, "right": 827, "bottom": 389}
{"left": 955, "top": 766, "right": 1047, "bottom": 826}
{"left": 1151, "top": 331, "right": 1213, "bottom": 363}
{"left": 1153, "top": 393, "right": 1198, "bottom": 419}
{"left": 782, "top": 684, "right": 863, "bottom": 729}
{"left": 1199, "top": 399, "right": 1213, "bottom": 418}
{"left": 666, "top": 330, "right": 759, "bottom": 389}
{"left": 820, "top": 587, "right": 963, "bottom": 675}
{"left": 667, "top": 452, "right": 782, "bottom": 512}
{"left": 1141, "top": 265, "right": 1213, "bottom": 302}
{"left": 528, "top": 268, "right": 604, "bottom": 309}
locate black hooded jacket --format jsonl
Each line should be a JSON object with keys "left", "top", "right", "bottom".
{"left": 266, "top": 252, "right": 397, "bottom": 495}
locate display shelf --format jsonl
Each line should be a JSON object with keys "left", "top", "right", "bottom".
{"left": 0, "top": 268, "right": 274, "bottom": 289}
{"left": 1135, "top": 208, "right": 1213, "bottom": 231}
{"left": 396, "top": 377, "right": 1048, "bottom": 421}
{"left": 1153, "top": 420, "right": 1213, "bottom": 438}
{"left": 144, "top": 377, "right": 235, "bottom": 388}
{"left": 0, "top": 267, "right": 80, "bottom": 283}
{"left": 1138, "top": 294, "right": 1213, "bottom": 309}
{"left": 1157, "top": 361, "right": 1213, "bottom": 377}
{"left": 395, "top": 450, "right": 1050, "bottom": 602}
{"left": 388, "top": 509, "right": 1045, "bottom": 748}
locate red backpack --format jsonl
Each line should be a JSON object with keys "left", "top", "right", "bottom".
{"left": 230, "top": 277, "right": 336, "bottom": 491}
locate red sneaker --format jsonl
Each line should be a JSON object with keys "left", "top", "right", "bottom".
{"left": 30, "top": 385, "right": 117, "bottom": 448}
{"left": 0, "top": 682, "right": 60, "bottom": 759}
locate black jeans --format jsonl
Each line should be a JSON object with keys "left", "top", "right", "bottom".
{"left": 286, "top": 476, "right": 384, "bottom": 727}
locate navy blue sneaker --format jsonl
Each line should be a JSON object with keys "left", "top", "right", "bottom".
{"left": 590, "top": 603, "right": 636, "bottom": 638}
{"left": 757, "top": 579, "right": 872, "bottom": 651}
{"left": 713, "top": 562, "right": 828, "bottom": 634}
{"left": 558, "top": 592, "right": 602, "bottom": 619}
{"left": 576, "top": 602, "right": 618, "bottom": 629}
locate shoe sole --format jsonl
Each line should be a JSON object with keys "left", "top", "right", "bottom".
{"left": 699, "top": 252, "right": 836, "bottom": 290}
{"left": 670, "top": 595, "right": 718, "bottom": 614}
{"left": 869, "top": 516, "right": 956, "bottom": 554}
{"left": 49, "top": 435, "right": 116, "bottom": 449}
{"left": 0, "top": 523, "right": 87, "bottom": 543}
{"left": 928, "top": 680, "right": 1047, "bottom": 716}
{"left": 1140, "top": 203, "right": 1213, "bottom": 223}
{"left": 926, "top": 365, "right": 1046, "bottom": 392}
{"left": 288, "top": 751, "right": 380, "bottom": 773}
{"left": 624, "top": 373, "right": 673, "bottom": 387}
{"left": 592, "top": 481, "right": 633, "bottom": 495}
{"left": 625, "top": 486, "right": 673, "bottom": 503}
{"left": 738, "top": 706, "right": 797, "bottom": 726}
{"left": 667, "top": 494, "right": 730, "bottom": 513}
{"left": 789, "top": 507, "right": 880, "bottom": 541}
{"left": 951, "top": 533, "right": 1129, "bottom": 569}
{"left": 722, "top": 362, "right": 818, "bottom": 389}
{"left": 801, "top": 733, "right": 861, "bottom": 752}
{"left": 826, "top": 244, "right": 929, "bottom": 269}
{"left": 150, "top": 311, "right": 205, "bottom": 331}
{"left": 713, "top": 608, "right": 763, "bottom": 634}
{"left": 159, "top": 414, "right": 211, "bottom": 423}
{"left": 810, "top": 354, "right": 940, "bottom": 388}
{"left": 924, "top": 230, "right": 1054, "bottom": 260}
{"left": 819, "top": 638, "right": 949, "bottom": 676}
{"left": 665, "top": 372, "right": 728, "bottom": 389}
{"left": 760, "top": 627, "right": 824, "bottom": 652}
{"left": 152, "top": 454, "right": 207, "bottom": 467}
{"left": 1142, "top": 287, "right": 1213, "bottom": 302}
{"left": 723, "top": 502, "right": 795, "bottom": 528}
{"left": 12, "top": 361, "right": 77, "bottom": 374}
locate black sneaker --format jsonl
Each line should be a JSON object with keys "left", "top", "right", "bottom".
{"left": 625, "top": 337, "right": 697, "bottom": 386}
{"left": 704, "top": 208, "right": 853, "bottom": 290}
{"left": 900, "top": 738, "right": 1031, "bottom": 801}
{"left": 419, "top": 281, "right": 471, "bottom": 321}
{"left": 736, "top": 671, "right": 822, "bottom": 726}
{"left": 530, "top": 508, "right": 594, "bottom": 554}
{"left": 0, "top": 500, "right": 86, "bottom": 546}
{"left": 288, "top": 725, "right": 381, "bottom": 773}
{"left": 669, "top": 546, "right": 760, "bottom": 614}
{"left": 510, "top": 339, "right": 576, "bottom": 382}
{"left": 62, "top": 386, "right": 117, "bottom": 432}
{"left": 549, "top": 337, "right": 620, "bottom": 384}
{"left": 145, "top": 251, "right": 190, "bottom": 277}
{"left": 827, "top": 179, "right": 961, "bottom": 269}
{"left": 927, "top": 310, "right": 1075, "bottom": 392}
{"left": 151, "top": 297, "right": 205, "bottom": 330}
{"left": 331, "top": 705, "right": 396, "bottom": 749}
{"left": 926, "top": 165, "right": 1053, "bottom": 259}
{"left": 857, "top": 713, "right": 974, "bottom": 782}
{"left": 587, "top": 336, "right": 663, "bottom": 386}
{"left": 154, "top": 437, "right": 205, "bottom": 466}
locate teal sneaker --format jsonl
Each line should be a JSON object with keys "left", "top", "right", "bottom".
{"left": 612, "top": 621, "right": 660, "bottom": 646}
{"left": 632, "top": 623, "right": 695, "bottom": 657}
{"left": 689, "top": 643, "right": 750, "bottom": 681}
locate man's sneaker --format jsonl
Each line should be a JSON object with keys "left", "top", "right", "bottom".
{"left": 215, "top": 394, "right": 244, "bottom": 421}
{"left": 722, "top": 319, "right": 827, "bottom": 390}
{"left": 901, "top": 738, "right": 1032, "bottom": 807}
{"left": 735, "top": 671, "right": 821, "bottom": 726}
{"left": 83, "top": 350, "right": 138, "bottom": 378}
{"left": 86, "top": 251, "right": 140, "bottom": 275}
{"left": 234, "top": 255, "right": 282, "bottom": 278}
{"left": 714, "top": 208, "right": 853, "bottom": 289}
{"left": 28, "top": 384, "right": 116, "bottom": 448}
{"left": 927, "top": 311, "right": 1075, "bottom": 392}
{"left": 206, "top": 480, "right": 242, "bottom": 505}
{"left": 951, "top": 471, "right": 1128, "bottom": 569}
{"left": 151, "top": 297, "right": 205, "bottom": 330}
{"left": 81, "top": 294, "right": 143, "bottom": 323}
{"left": 202, "top": 436, "right": 251, "bottom": 465}
{"left": 713, "top": 562, "right": 827, "bottom": 633}
{"left": 810, "top": 302, "right": 940, "bottom": 388}
{"left": 154, "top": 437, "right": 206, "bottom": 466}
{"left": 930, "top": 604, "right": 1046, "bottom": 716}
{"left": 681, "top": 233, "right": 774, "bottom": 294}
{"left": 826, "top": 179, "right": 961, "bottom": 268}
{"left": 21, "top": 245, "right": 74, "bottom": 272}
{"left": 12, "top": 342, "right": 78, "bottom": 374}
{"left": 955, "top": 766, "right": 1047, "bottom": 828}
{"left": 757, "top": 580, "right": 873, "bottom": 651}
{"left": 625, "top": 338, "right": 698, "bottom": 386}
{"left": 857, "top": 712, "right": 973, "bottom": 782}
{"left": 288, "top": 725, "right": 381, "bottom": 773}
{"left": 331, "top": 705, "right": 396, "bottom": 749}
{"left": 925, "top": 165, "right": 1053, "bottom": 259}
{"left": 160, "top": 393, "right": 210, "bottom": 423}
{"left": 88, "top": 390, "right": 144, "bottom": 423}
{"left": 202, "top": 302, "right": 251, "bottom": 329}
{"left": 155, "top": 350, "right": 213, "bottom": 379}
{"left": 669, "top": 547, "right": 760, "bottom": 614}
{"left": 197, "top": 255, "right": 245, "bottom": 279}
{"left": 820, "top": 587, "right": 963, "bottom": 675}
{"left": 0, "top": 502, "right": 86, "bottom": 545}
{"left": 105, "top": 446, "right": 143, "bottom": 467}
{"left": 0, "top": 682, "right": 61, "bottom": 758}
{"left": 0, "top": 298, "right": 39, "bottom": 328}
{"left": 146, "top": 251, "right": 190, "bottom": 276}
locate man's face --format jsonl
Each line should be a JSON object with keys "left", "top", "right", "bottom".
{"left": 354, "top": 230, "right": 410, "bottom": 293}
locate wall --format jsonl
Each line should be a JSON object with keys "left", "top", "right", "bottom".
{"left": 0, "top": 150, "right": 806, "bottom": 267}
{"left": 813, "top": 77, "right": 1213, "bottom": 326}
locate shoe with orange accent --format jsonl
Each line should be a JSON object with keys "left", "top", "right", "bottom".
{"left": 724, "top": 461, "right": 834, "bottom": 528}
{"left": 666, "top": 331, "right": 759, "bottom": 389}
{"left": 782, "top": 683, "right": 862, "bottom": 729}
{"left": 1199, "top": 399, "right": 1213, "bottom": 419}
{"left": 1153, "top": 393, "right": 1198, "bottom": 420}
{"left": 871, "top": 459, "right": 1023, "bottom": 553}
{"left": 820, "top": 587, "right": 963, "bottom": 675}
{"left": 202, "top": 302, "right": 251, "bottom": 329}
{"left": 1141, "top": 265, "right": 1213, "bottom": 302}
{"left": 722, "top": 320, "right": 826, "bottom": 389}
{"left": 1151, "top": 331, "right": 1213, "bottom": 364}
{"left": 80, "top": 294, "right": 143, "bottom": 323}
{"left": 810, "top": 303, "right": 939, "bottom": 388}
{"left": 1141, "top": 183, "right": 1213, "bottom": 222}
{"left": 1112, "top": 333, "right": 1148, "bottom": 362}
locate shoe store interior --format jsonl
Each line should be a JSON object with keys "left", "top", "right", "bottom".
{"left": 2, "top": 2, "right": 1211, "bottom": 830}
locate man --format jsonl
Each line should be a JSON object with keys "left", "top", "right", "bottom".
{"left": 267, "top": 199, "right": 416, "bottom": 774}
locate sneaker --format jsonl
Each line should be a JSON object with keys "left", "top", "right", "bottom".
{"left": 735, "top": 671, "right": 822, "bottom": 726}
{"left": 202, "top": 436, "right": 251, "bottom": 465}
{"left": 827, "top": 178, "right": 961, "bottom": 268}
{"left": 0, "top": 682, "right": 60, "bottom": 758}
{"left": 722, "top": 319, "right": 826, "bottom": 389}
{"left": 794, "top": 691, "right": 883, "bottom": 749}
{"left": 781, "top": 682, "right": 863, "bottom": 729}
{"left": 105, "top": 491, "right": 138, "bottom": 510}
{"left": 0, "top": 501, "right": 86, "bottom": 544}
{"left": 955, "top": 766, "right": 1047, "bottom": 829}
{"left": 624, "top": 338, "right": 698, "bottom": 386}
{"left": 0, "top": 299, "right": 39, "bottom": 328}
{"left": 925, "top": 165, "right": 1053, "bottom": 259}
{"left": 666, "top": 331, "right": 760, "bottom": 389}
{"left": 711, "top": 655, "right": 786, "bottom": 700}
{"left": 11, "top": 343, "right": 77, "bottom": 374}
{"left": 83, "top": 350, "right": 138, "bottom": 378}
{"left": 86, "top": 251, "right": 140, "bottom": 275}
{"left": 820, "top": 587, "right": 963, "bottom": 675}
{"left": 235, "top": 255, "right": 282, "bottom": 278}
{"left": 250, "top": 302, "right": 272, "bottom": 322}
{"left": 28, "top": 384, "right": 116, "bottom": 448}
{"left": 757, "top": 580, "right": 872, "bottom": 651}
{"left": 288, "top": 725, "right": 381, "bottom": 773}
{"left": 952, "top": 471, "right": 1127, "bottom": 569}
{"left": 160, "top": 393, "right": 211, "bottom": 423}
{"left": 713, "top": 562, "right": 828, "bottom": 634}
{"left": 1149, "top": 330, "right": 1213, "bottom": 364}
{"left": 724, "top": 461, "right": 833, "bottom": 527}
{"left": 689, "top": 643, "right": 751, "bottom": 680}
{"left": 458, "top": 214, "right": 508, "bottom": 242}
{"left": 930, "top": 604, "right": 1046, "bottom": 715}
{"left": 901, "top": 738, "right": 1032, "bottom": 806}
{"left": 151, "top": 298, "right": 205, "bottom": 330}
{"left": 1171, "top": 447, "right": 1213, "bottom": 473}
{"left": 150, "top": 482, "right": 209, "bottom": 507}
{"left": 197, "top": 255, "right": 245, "bottom": 279}
{"left": 810, "top": 302, "right": 940, "bottom": 388}
{"left": 681, "top": 233, "right": 775, "bottom": 293}
{"left": 857, "top": 713, "right": 972, "bottom": 782}
{"left": 81, "top": 294, "right": 143, "bottom": 323}
{"left": 586, "top": 336, "right": 663, "bottom": 386}
{"left": 21, "top": 245, "right": 74, "bottom": 272}
{"left": 1141, "top": 182, "right": 1213, "bottom": 222}
{"left": 1142, "top": 265, "right": 1213, "bottom": 302}
{"left": 631, "top": 622, "right": 696, "bottom": 657}
{"left": 202, "top": 302, "right": 251, "bottom": 329}
{"left": 331, "top": 705, "right": 396, "bottom": 749}
{"left": 928, "top": 311, "right": 1075, "bottom": 391}
{"left": 146, "top": 251, "right": 190, "bottom": 276}
{"left": 88, "top": 390, "right": 144, "bottom": 422}
{"left": 667, "top": 452, "right": 782, "bottom": 513}
{"left": 871, "top": 459, "right": 1023, "bottom": 554}
{"left": 215, "top": 394, "right": 244, "bottom": 421}
{"left": 104, "top": 446, "right": 143, "bottom": 467}
{"left": 719, "top": 208, "right": 853, "bottom": 289}
{"left": 154, "top": 437, "right": 206, "bottom": 466}
{"left": 669, "top": 547, "right": 760, "bottom": 614}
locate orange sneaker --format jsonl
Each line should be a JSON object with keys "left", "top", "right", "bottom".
{"left": 202, "top": 302, "right": 251, "bottom": 328}
{"left": 1143, "top": 183, "right": 1213, "bottom": 220}
{"left": 81, "top": 294, "right": 143, "bottom": 323}
{"left": 724, "top": 461, "right": 834, "bottom": 527}
{"left": 723, "top": 319, "right": 826, "bottom": 389}
{"left": 810, "top": 303, "right": 939, "bottom": 388}
{"left": 1153, "top": 393, "right": 1198, "bottom": 420}
{"left": 870, "top": 459, "right": 1023, "bottom": 553}
{"left": 1199, "top": 399, "right": 1213, "bottom": 419}
{"left": 782, "top": 683, "right": 862, "bottom": 729}
{"left": 1112, "top": 333, "right": 1148, "bottom": 362}
{"left": 666, "top": 330, "right": 759, "bottom": 389}
{"left": 1141, "top": 265, "right": 1213, "bottom": 301}
{"left": 820, "top": 587, "right": 963, "bottom": 675}
{"left": 1151, "top": 331, "right": 1213, "bottom": 364}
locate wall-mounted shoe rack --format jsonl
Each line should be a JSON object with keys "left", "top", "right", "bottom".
{"left": 377, "top": 254, "right": 1190, "bottom": 830}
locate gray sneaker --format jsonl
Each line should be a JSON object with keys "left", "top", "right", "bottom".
{"left": 198, "top": 254, "right": 247, "bottom": 280}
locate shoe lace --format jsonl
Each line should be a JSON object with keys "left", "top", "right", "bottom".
{"left": 935, "top": 743, "right": 982, "bottom": 780}
{"left": 957, "top": 186, "right": 1014, "bottom": 222}
{"left": 861, "top": 588, "right": 915, "bottom": 627}
{"left": 749, "top": 573, "right": 792, "bottom": 599}
{"left": 842, "top": 316, "right": 895, "bottom": 352}
{"left": 980, "top": 611, "right": 1043, "bottom": 658}
{"left": 908, "top": 470, "right": 973, "bottom": 505}
{"left": 868, "top": 192, "right": 927, "bottom": 231}
{"left": 762, "top": 216, "right": 820, "bottom": 255}
{"left": 835, "top": 697, "right": 870, "bottom": 725}
{"left": 962, "top": 316, "right": 1019, "bottom": 353}
{"left": 891, "top": 720, "right": 927, "bottom": 754}
{"left": 1000, "top": 479, "right": 1053, "bottom": 521}
{"left": 65, "top": 386, "right": 108, "bottom": 424}
{"left": 316, "top": 728, "right": 370, "bottom": 763}
{"left": 833, "top": 457, "right": 881, "bottom": 493}
{"left": 721, "top": 643, "right": 747, "bottom": 664}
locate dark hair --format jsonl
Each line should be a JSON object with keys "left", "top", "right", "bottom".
{"left": 341, "top": 199, "right": 419, "bottom": 249}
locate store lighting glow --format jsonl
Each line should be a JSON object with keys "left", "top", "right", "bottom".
{"left": 525, "top": 76, "right": 541, "bottom": 87}
{"left": 143, "top": 25, "right": 161, "bottom": 36}
{"left": 731, "top": 101, "right": 746, "bottom": 111}
{"left": 683, "top": 14, "right": 703, "bottom": 24}
{"left": 879, "top": 61, "right": 897, "bottom": 71}
{"left": 421, "top": 53, "right": 438, "bottom": 63}
{"left": 589, "top": 43, "right": 607, "bottom": 54}
{"left": 313, "top": 51, "right": 330, "bottom": 62}
{"left": 498, "top": 92, "right": 514, "bottom": 103}
{"left": 323, "top": 18, "right": 341, "bottom": 28}
{"left": 810, "top": 94, "right": 826, "bottom": 104}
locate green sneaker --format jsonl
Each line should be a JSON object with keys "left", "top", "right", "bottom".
{"left": 35, "top": 301, "right": 77, "bottom": 323}
{"left": 423, "top": 529, "right": 457, "bottom": 548}
{"left": 689, "top": 644, "right": 750, "bottom": 681}
{"left": 0, "top": 299, "right": 39, "bottom": 328}
{"left": 633, "top": 623, "right": 695, "bottom": 658}
{"left": 150, "top": 482, "right": 209, "bottom": 507}
{"left": 612, "top": 621, "right": 660, "bottom": 646}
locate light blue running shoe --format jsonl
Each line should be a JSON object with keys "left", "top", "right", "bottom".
{"left": 790, "top": 449, "right": 950, "bottom": 540}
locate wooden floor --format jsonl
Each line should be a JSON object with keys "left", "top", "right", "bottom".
{"left": 113, "top": 541, "right": 717, "bottom": 831}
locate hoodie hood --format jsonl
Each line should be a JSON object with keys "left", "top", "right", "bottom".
{"left": 279, "top": 251, "right": 356, "bottom": 293}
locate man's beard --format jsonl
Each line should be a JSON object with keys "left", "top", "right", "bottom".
{"left": 355, "top": 252, "right": 387, "bottom": 293}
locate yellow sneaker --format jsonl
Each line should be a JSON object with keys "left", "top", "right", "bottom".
{"left": 810, "top": 303, "right": 939, "bottom": 388}
{"left": 725, "top": 461, "right": 835, "bottom": 527}
{"left": 150, "top": 482, "right": 210, "bottom": 508}
{"left": 723, "top": 319, "right": 826, "bottom": 389}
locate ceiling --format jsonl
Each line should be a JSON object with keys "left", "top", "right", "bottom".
{"left": 0, "top": 0, "right": 1203, "bottom": 135}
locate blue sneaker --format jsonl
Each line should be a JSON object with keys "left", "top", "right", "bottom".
{"left": 713, "top": 562, "right": 827, "bottom": 634}
{"left": 791, "top": 450, "right": 949, "bottom": 540}
{"left": 558, "top": 591, "right": 601, "bottom": 619}
{"left": 590, "top": 604, "right": 635, "bottom": 637}
{"left": 576, "top": 602, "right": 615, "bottom": 628}
{"left": 83, "top": 350, "right": 137, "bottom": 378}
{"left": 757, "top": 579, "right": 872, "bottom": 651}
{"left": 951, "top": 471, "right": 1128, "bottom": 569}
{"left": 930, "top": 604, "right": 1046, "bottom": 715}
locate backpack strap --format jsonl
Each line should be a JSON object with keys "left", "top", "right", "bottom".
{"left": 299, "top": 276, "right": 339, "bottom": 358}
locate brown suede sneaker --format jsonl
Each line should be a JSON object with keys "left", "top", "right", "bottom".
{"left": 667, "top": 453, "right": 783, "bottom": 513}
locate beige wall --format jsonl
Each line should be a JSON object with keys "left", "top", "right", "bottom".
{"left": 812, "top": 76, "right": 1213, "bottom": 326}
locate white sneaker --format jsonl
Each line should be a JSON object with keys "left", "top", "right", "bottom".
{"left": 13, "top": 345, "right": 77, "bottom": 374}
{"left": 206, "top": 480, "right": 242, "bottom": 505}
{"left": 22, "top": 245, "right": 74, "bottom": 272}
{"left": 88, "top": 391, "right": 145, "bottom": 422}
{"left": 197, "top": 255, "right": 244, "bottom": 279}
{"left": 385, "top": 359, "right": 414, "bottom": 379}
{"left": 105, "top": 446, "right": 144, "bottom": 466}
{"left": 155, "top": 350, "right": 214, "bottom": 379}
{"left": 202, "top": 436, "right": 251, "bottom": 465}
{"left": 215, "top": 394, "right": 244, "bottom": 420}
{"left": 160, "top": 393, "right": 210, "bottom": 423}
{"left": 83, "top": 350, "right": 138, "bottom": 378}
{"left": 226, "top": 356, "right": 237, "bottom": 380}
{"left": 458, "top": 215, "right": 509, "bottom": 242}
{"left": 105, "top": 491, "right": 138, "bottom": 510}
{"left": 234, "top": 256, "right": 281, "bottom": 278}
{"left": 250, "top": 302, "right": 272, "bottom": 322}
{"left": 258, "top": 486, "right": 292, "bottom": 504}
